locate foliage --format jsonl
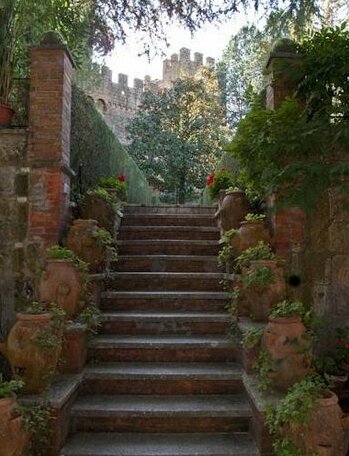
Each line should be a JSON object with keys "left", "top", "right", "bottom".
{"left": 242, "top": 265, "right": 276, "bottom": 288}
{"left": 244, "top": 213, "right": 266, "bottom": 222}
{"left": 224, "top": 228, "right": 237, "bottom": 242}
{"left": 99, "top": 175, "right": 127, "bottom": 192}
{"left": 218, "top": 244, "right": 233, "bottom": 265}
{"left": 217, "top": 25, "right": 271, "bottom": 127}
{"left": 315, "top": 355, "right": 343, "bottom": 376}
{"left": 92, "top": 228, "right": 118, "bottom": 261}
{"left": 226, "top": 187, "right": 242, "bottom": 194}
{"left": 70, "top": 85, "right": 155, "bottom": 204}
{"left": 21, "top": 300, "right": 47, "bottom": 315}
{"left": 266, "top": 375, "right": 328, "bottom": 453}
{"left": 46, "top": 245, "right": 76, "bottom": 261}
{"left": 77, "top": 305, "right": 102, "bottom": 335}
{"left": 225, "top": 287, "right": 240, "bottom": 317}
{"left": 21, "top": 405, "right": 52, "bottom": 456}
{"left": 242, "top": 327, "right": 264, "bottom": 349}
{"left": 207, "top": 168, "right": 235, "bottom": 200}
{"left": 0, "top": 377, "right": 24, "bottom": 398}
{"left": 226, "top": 26, "right": 349, "bottom": 210}
{"left": 270, "top": 300, "right": 307, "bottom": 318}
{"left": 254, "top": 348, "right": 273, "bottom": 391}
{"left": 235, "top": 241, "right": 275, "bottom": 271}
{"left": 128, "top": 69, "right": 229, "bottom": 203}
{"left": 86, "top": 187, "right": 122, "bottom": 209}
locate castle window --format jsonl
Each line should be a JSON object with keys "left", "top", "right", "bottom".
{"left": 96, "top": 98, "right": 107, "bottom": 114}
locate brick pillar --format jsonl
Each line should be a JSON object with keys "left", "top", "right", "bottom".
{"left": 28, "top": 32, "right": 75, "bottom": 246}
{"left": 264, "top": 40, "right": 305, "bottom": 284}
{"left": 265, "top": 39, "right": 303, "bottom": 109}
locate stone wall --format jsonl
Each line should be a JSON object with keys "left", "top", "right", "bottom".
{"left": 87, "top": 48, "right": 215, "bottom": 145}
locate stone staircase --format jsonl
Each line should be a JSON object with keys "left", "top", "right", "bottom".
{"left": 61, "top": 205, "right": 259, "bottom": 456}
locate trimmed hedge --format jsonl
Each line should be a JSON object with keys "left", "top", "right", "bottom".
{"left": 70, "top": 85, "right": 156, "bottom": 204}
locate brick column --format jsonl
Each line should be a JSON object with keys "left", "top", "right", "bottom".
{"left": 28, "top": 32, "right": 75, "bottom": 246}
{"left": 264, "top": 40, "right": 306, "bottom": 275}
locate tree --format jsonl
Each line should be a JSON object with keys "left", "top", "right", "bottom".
{"left": 217, "top": 25, "right": 271, "bottom": 127}
{"left": 127, "top": 69, "right": 230, "bottom": 203}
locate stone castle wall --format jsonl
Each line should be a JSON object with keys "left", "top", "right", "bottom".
{"left": 87, "top": 48, "right": 215, "bottom": 145}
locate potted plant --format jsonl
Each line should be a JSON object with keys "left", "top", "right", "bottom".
{"left": 39, "top": 245, "right": 89, "bottom": 319}
{"left": 0, "top": 377, "right": 27, "bottom": 455}
{"left": 0, "top": 302, "right": 64, "bottom": 394}
{"left": 0, "top": 0, "right": 16, "bottom": 126}
{"left": 214, "top": 186, "right": 251, "bottom": 234}
{"left": 267, "top": 375, "right": 349, "bottom": 456}
{"left": 233, "top": 213, "right": 272, "bottom": 256}
{"left": 99, "top": 174, "right": 127, "bottom": 201}
{"left": 207, "top": 168, "right": 234, "bottom": 201}
{"left": 261, "top": 300, "right": 313, "bottom": 392}
{"left": 80, "top": 187, "right": 123, "bottom": 238}
{"left": 66, "top": 220, "right": 117, "bottom": 273}
{"left": 242, "top": 261, "right": 286, "bottom": 322}
{"left": 235, "top": 241, "right": 276, "bottom": 272}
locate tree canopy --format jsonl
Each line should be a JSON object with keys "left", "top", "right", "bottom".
{"left": 127, "top": 69, "right": 229, "bottom": 203}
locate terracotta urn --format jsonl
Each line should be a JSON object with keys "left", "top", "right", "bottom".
{"left": 80, "top": 193, "right": 121, "bottom": 239}
{"left": 262, "top": 315, "right": 312, "bottom": 392}
{"left": 215, "top": 190, "right": 251, "bottom": 235}
{"left": 39, "top": 259, "right": 83, "bottom": 319}
{"left": 0, "top": 313, "right": 62, "bottom": 394}
{"left": 0, "top": 397, "right": 27, "bottom": 455}
{"left": 285, "top": 391, "right": 349, "bottom": 456}
{"left": 66, "top": 219, "right": 110, "bottom": 273}
{"left": 244, "top": 260, "right": 286, "bottom": 322}
{"left": 232, "top": 220, "right": 272, "bottom": 256}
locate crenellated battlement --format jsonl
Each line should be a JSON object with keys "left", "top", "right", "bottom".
{"left": 87, "top": 48, "right": 215, "bottom": 144}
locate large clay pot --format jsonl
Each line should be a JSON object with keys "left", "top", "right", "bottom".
{"left": 232, "top": 220, "right": 272, "bottom": 256}
{"left": 39, "top": 259, "right": 83, "bottom": 319}
{"left": 215, "top": 190, "right": 251, "bottom": 235}
{"left": 66, "top": 219, "right": 110, "bottom": 273}
{"left": 0, "top": 397, "right": 27, "bottom": 455}
{"left": 244, "top": 260, "right": 286, "bottom": 322}
{"left": 0, "top": 313, "right": 62, "bottom": 394}
{"left": 285, "top": 391, "right": 349, "bottom": 456}
{"left": 80, "top": 193, "right": 122, "bottom": 239}
{"left": 262, "top": 315, "right": 312, "bottom": 392}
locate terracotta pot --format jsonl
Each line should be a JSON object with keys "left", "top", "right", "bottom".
{"left": 262, "top": 315, "right": 312, "bottom": 392}
{"left": 324, "top": 372, "right": 348, "bottom": 390}
{"left": 232, "top": 220, "right": 272, "bottom": 256}
{"left": 0, "top": 313, "right": 62, "bottom": 394}
{"left": 244, "top": 260, "right": 286, "bottom": 322}
{"left": 215, "top": 191, "right": 251, "bottom": 234}
{"left": 0, "top": 103, "right": 15, "bottom": 127}
{"left": 58, "top": 323, "right": 88, "bottom": 374}
{"left": 285, "top": 391, "right": 349, "bottom": 456}
{"left": 80, "top": 193, "right": 121, "bottom": 238}
{"left": 0, "top": 397, "right": 27, "bottom": 455}
{"left": 66, "top": 219, "right": 110, "bottom": 273}
{"left": 39, "top": 259, "right": 83, "bottom": 319}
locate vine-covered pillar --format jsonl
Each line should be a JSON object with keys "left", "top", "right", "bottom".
{"left": 264, "top": 41, "right": 306, "bottom": 296}
{"left": 28, "top": 32, "right": 75, "bottom": 247}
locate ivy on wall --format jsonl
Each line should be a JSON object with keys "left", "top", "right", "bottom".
{"left": 70, "top": 85, "right": 156, "bottom": 204}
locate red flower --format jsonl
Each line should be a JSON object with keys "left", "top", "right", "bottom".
{"left": 118, "top": 173, "right": 126, "bottom": 182}
{"left": 207, "top": 171, "right": 215, "bottom": 186}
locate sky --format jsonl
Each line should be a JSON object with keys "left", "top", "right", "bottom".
{"left": 103, "top": 8, "right": 261, "bottom": 85}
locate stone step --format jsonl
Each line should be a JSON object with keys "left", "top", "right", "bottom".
{"left": 115, "top": 255, "right": 221, "bottom": 273}
{"left": 81, "top": 362, "right": 242, "bottom": 395}
{"left": 118, "top": 240, "right": 220, "bottom": 256}
{"left": 100, "top": 312, "right": 230, "bottom": 335}
{"left": 61, "top": 432, "right": 259, "bottom": 456}
{"left": 122, "top": 213, "right": 217, "bottom": 227}
{"left": 107, "top": 272, "right": 224, "bottom": 292}
{"left": 88, "top": 335, "right": 238, "bottom": 362}
{"left": 71, "top": 394, "right": 251, "bottom": 433}
{"left": 118, "top": 226, "right": 219, "bottom": 241}
{"left": 124, "top": 205, "right": 216, "bottom": 215}
{"left": 101, "top": 291, "right": 229, "bottom": 312}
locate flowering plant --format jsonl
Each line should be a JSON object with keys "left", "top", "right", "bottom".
{"left": 207, "top": 168, "right": 234, "bottom": 200}
{"left": 99, "top": 174, "right": 127, "bottom": 191}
